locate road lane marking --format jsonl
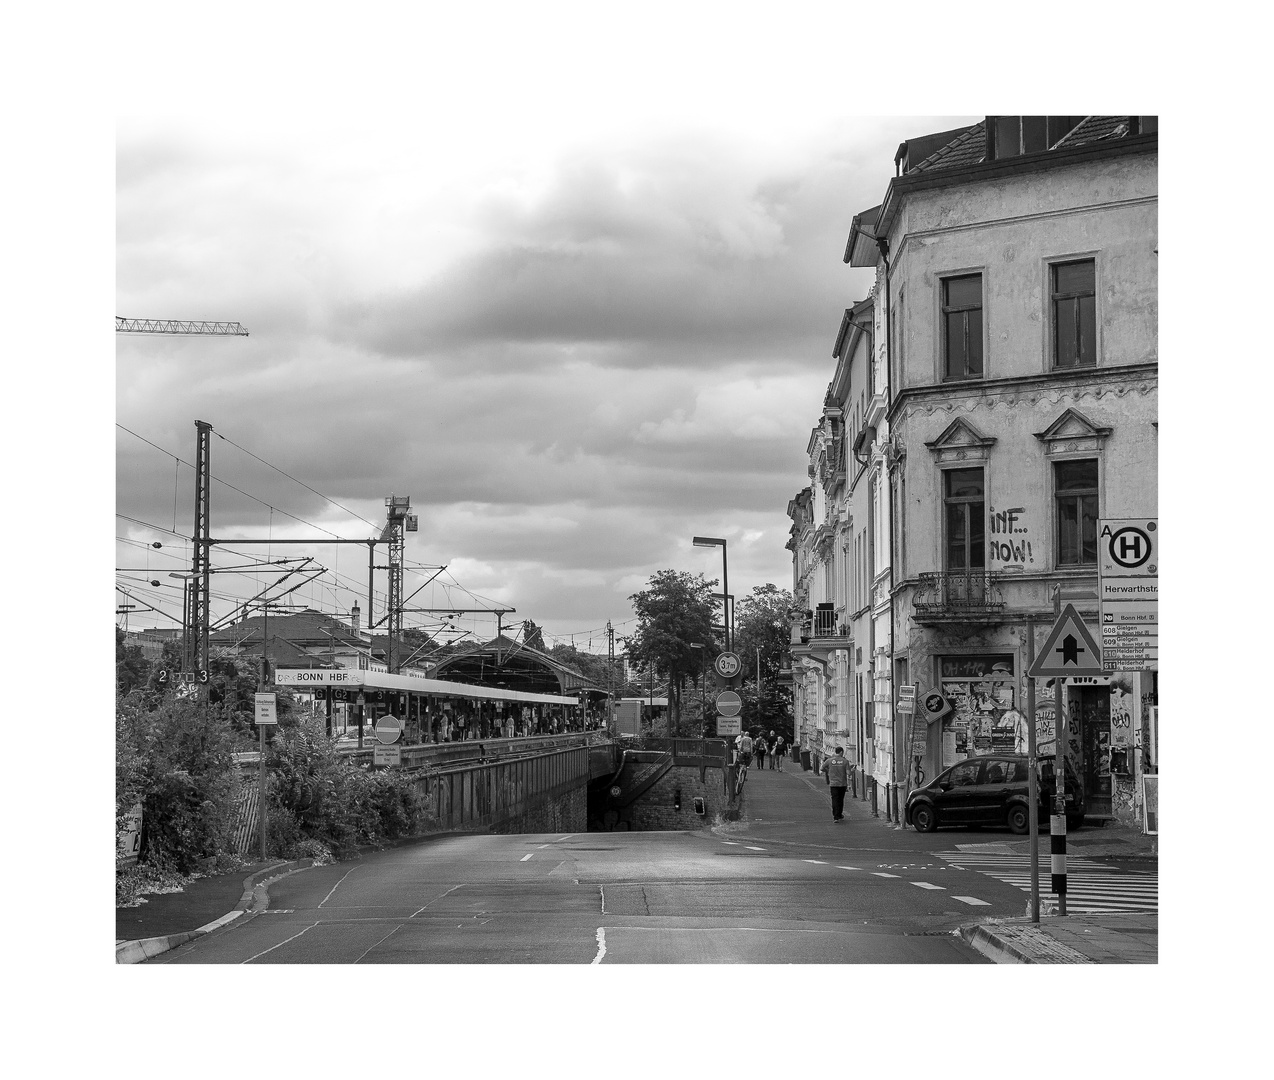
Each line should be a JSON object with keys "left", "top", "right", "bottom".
{"left": 804, "top": 859, "right": 828, "bottom": 864}
{"left": 600, "top": 886, "right": 606, "bottom": 915}
{"left": 911, "top": 882, "right": 945, "bottom": 890}
{"left": 953, "top": 896, "right": 992, "bottom": 906}
{"left": 745, "top": 846, "right": 765, "bottom": 851}
{"left": 354, "top": 925, "right": 402, "bottom": 964}
{"left": 871, "top": 872, "right": 900, "bottom": 878}
{"left": 592, "top": 927, "right": 607, "bottom": 964}
{"left": 411, "top": 884, "right": 464, "bottom": 917}
{"left": 242, "top": 922, "right": 319, "bottom": 963}
{"left": 520, "top": 854, "right": 534, "bottom": 861}
{"left": 836, "top": 866, "right": 861, "bottom": 871}
{"left": 317, "top": 866, "right": 358, "bottom": 909}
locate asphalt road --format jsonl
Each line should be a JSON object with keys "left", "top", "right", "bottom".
{"left": 149, "top": 821, "right": 1014, "bottom": 963}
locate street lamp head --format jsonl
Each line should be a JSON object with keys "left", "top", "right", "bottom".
{"left": 692, "top": 536, "right": 726, "bottom": 548}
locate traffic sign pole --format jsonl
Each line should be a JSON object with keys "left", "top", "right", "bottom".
{"left": 1026, "top": 613, "right": 1039, "bottom": 923}
{"left": 1051, "top": 590, "right": 1067, "bottom": 916}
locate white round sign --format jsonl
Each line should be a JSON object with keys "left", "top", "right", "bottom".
{"left": 714, "top": 651, "right": 742, "bottom": 679}
{"left": 374, "top": 714, "right": 402, "bottom": 745}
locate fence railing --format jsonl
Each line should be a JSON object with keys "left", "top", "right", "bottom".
{"left": 912, "top": 571, "right": 1005, "bottom": 616}
{"left": 619, "top": 737, "right": 728, "bottom": 768}
{"left": 412, "top": 745, "right": 592, "bottom": 831}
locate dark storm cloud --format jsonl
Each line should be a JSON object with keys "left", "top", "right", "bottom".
{"left": 331, "top": 139, "right": 861, "bottom": 370}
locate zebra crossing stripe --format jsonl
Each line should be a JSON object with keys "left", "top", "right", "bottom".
{"left": 932, "top": 850, "right": 1156, "bottom": 914}
{"left": 911, "top": 882, "right": 945, "bottom": 890}
{"left": 953, "top": 896, "right": 991, "bottom": 906}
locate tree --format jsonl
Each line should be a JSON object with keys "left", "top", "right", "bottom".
{"left": 116, "top": 627, "right": 150, "bottom": 698}
{"left": 521, "top": 619, "right": 546, "bottom": 651}
{"left": 734, "top": 584, "right": 796, "bottom": 743}
{"left": 625, "top": 570, "right": 717, "bottom": 736}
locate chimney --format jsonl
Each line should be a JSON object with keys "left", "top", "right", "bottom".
{"left": 351, "top": 603, "right": 361, "bottom": 634}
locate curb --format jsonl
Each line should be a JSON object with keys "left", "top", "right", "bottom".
{"left": 115, "top": 857, "right": 320, "bottom": 965}
{"left": 958, "top": 921, "right": 1093, "bottom": 965}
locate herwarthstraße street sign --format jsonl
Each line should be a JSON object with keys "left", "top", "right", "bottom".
{"left": 1098, "top": 517, "right": 1158, "bottom": 670}
{"left": 1028, "top": 603, "right": 1104, "bottom": 678}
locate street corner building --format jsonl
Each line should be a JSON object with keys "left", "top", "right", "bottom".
{"left": 787, "top": 117, "right": 1158, "bottom": 832}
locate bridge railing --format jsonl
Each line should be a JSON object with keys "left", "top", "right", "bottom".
{"left": 616, "top": 736, "right": 728, "bottom": 769}
{"left": 413, "top": 745, "right": 593, "bottom": 832}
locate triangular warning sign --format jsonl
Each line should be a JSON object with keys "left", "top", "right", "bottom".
{"left": 1028, "top": 603, "right": 1104, "bottom": 677}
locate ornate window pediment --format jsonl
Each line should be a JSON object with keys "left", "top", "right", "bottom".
{"left": 924, "top": 417, "right": 997, "bottom": 465}
{"left": 1033, "top": 407, "right": 1112, "bottom": 456}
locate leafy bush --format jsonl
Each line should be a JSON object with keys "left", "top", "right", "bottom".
{"left": 116, "top": 698, "right": 241, "bottom": 873}
{"left": 264, "top": 713, "right": 428, "bottom": 858}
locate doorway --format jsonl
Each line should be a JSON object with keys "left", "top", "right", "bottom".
{"left": 1072, "top": 687, "right": 1112, "bottom": 817}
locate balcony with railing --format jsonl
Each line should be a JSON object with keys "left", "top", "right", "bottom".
{"left": 792, "top": 603, "right": 851, "bottom": 657}
{"left": 911, "top": 571, "right": 1006, "bottom": 623}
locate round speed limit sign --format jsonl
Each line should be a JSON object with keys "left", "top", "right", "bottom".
{"left": 714, "top": 651, "right": 742, "bottom": 679}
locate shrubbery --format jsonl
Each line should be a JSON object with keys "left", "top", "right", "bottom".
{"left": 264, "top": 713, "right": 430, "bottom": 859}
{"left": 116, "top": 634, "right": 438, "bottom": 894}
{"left": 116, "top": 697, "right": 241, "bottom": 873}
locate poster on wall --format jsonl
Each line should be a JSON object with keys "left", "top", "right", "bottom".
{"left": 1141, "top": 774, "right": 1158, "bottom": 834}
{"left": 940, "top": 655, "right": 1016, "bottom": 766}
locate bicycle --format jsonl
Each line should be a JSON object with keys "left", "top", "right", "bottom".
{"left": 733, "top": 751, "right": 751, "bottom": 797}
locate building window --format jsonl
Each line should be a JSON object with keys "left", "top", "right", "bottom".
{"left": 942, "top": 274, "right": 983, "bottom": 380}
{"left": 1055, "top": 459, "right": 1099, "bottom": 565}
{"left": 1052, "top": 259, "right": 1096, "bottom": 369}
{"left": 944, "top": 468, "right": 985, "bottom": 571}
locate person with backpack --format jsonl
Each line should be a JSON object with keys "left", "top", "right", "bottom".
{"left": 754, "top": 733, "right": 768, "bottom": 770}
{"left": 823, "top": 745, "right": 851, "bottom": 822}
{"left": 768, "top": 730, "right": 781, "bottom": 769}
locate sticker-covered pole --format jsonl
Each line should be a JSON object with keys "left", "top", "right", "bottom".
{"left": 1051, "top": 589, "right": 1067, "bottom": 915}
{"left": 1026, "top": 613, "right": 1039, "bottom": 923}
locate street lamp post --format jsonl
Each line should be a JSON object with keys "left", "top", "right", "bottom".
{"left": 690, "top": 642, "right": 706, "bottom": 735}
{"left": 692, "top": 536, "right": 730, "bottom": 653}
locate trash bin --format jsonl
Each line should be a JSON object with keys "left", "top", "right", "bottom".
{"left": 800, "top": 750, "right": 811, "bottom": 772}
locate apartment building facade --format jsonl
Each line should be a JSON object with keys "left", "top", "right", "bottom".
{"left": 794, "top": 117, "right": 1158, "bottom": 828}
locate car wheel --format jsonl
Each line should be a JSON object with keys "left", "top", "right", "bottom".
{"left": 911, "top": 803, "right": 937, "bottom": 833}
{"left": 1007, "top": 804, "right": 1030, "bottom": 835}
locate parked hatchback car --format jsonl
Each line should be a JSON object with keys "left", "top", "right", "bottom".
{"left": 906, "top": 753, "right": 1084, "bottom": 834}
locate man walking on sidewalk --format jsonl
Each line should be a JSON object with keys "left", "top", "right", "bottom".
{"left": 823, "top": 746, "right": 850, "bottom": 822}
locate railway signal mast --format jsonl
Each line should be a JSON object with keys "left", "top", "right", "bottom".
{"left": 120, "top": 318, "right": 249, "bottom": 695}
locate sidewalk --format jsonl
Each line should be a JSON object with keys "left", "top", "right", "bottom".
{"left": 720, "top": 756, "right": 1157, "bottom": 964}
{"left": 115, "top": 858, "right": 319, "bottom": 964}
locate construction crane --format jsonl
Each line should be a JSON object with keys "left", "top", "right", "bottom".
{"left": 116, "top": 317, "right": 249, "bottom": 336}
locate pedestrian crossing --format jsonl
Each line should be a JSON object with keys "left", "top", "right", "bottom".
{"left": 933, "top": 850, "right": 1157, "bottom": 914}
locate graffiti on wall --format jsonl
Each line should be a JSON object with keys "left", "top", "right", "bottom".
{"left": 1113, "top": 776, "right": 1137, "bottom": 817}
{"left": 987, "top": 504, "right": 1034, "bottom": 573}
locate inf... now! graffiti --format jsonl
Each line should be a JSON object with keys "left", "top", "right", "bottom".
{"left": 988, "top": 506, "right": 1033, "bottom": 567}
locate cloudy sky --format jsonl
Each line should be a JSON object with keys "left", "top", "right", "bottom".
{"left": 113, "top": 10, "right": 989, "bottom": 651}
